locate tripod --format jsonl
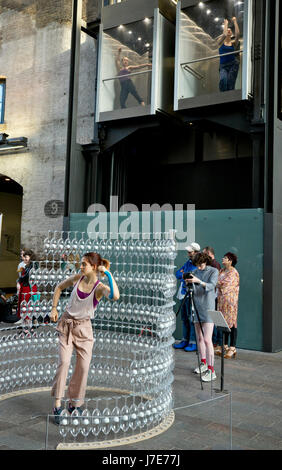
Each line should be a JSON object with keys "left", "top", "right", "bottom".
{"left": 176, "top": 284, "right": 205, "bottom": 390}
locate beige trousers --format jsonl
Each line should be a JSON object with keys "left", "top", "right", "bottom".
{"left": 51, "top": 312, "right": 94, "bottom": 406}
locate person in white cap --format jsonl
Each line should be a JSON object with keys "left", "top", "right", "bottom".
{"left": 174, "top": 242, "right": 201, "bottom": 351}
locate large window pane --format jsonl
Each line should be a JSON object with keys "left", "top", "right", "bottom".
{"left": 0, "top": 80, "right": 5, "bottom": 124}
{"left": 178, "top": 0, "right": 244, "bottom": 100}
{"left": 76, "top": 31, "right": 96, "bottom": 145}
{"left": 203, "top": 130, "right": 252, "bottom": 161}
{"left": 99, "top": 18, "right": 153, "bottom": 113}
{"left": 104, "top": 0, "right": 127, "bottom": 5}
{"left": 278, "top": 3, "right": 282, "bottom": 120}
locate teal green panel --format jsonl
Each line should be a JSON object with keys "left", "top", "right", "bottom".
{"left": 173, "top": 209, "right": 263, "bottom": 351}
{"left": 196, "top": 209, "right": 263, "bottom": 351}
{"left": 70, "top": 208, "right": 264, "bottom": 351}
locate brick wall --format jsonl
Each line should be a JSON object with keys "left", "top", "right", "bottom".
{"left": 0, "top": 0, "right": 99, "bottom": 255}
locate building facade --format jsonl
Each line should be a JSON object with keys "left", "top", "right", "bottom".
{"left": 0, "top": 0, "right": 98, "bottom": 287}
{"left": 0, "top": 0, "right": 281, "bottom": 351}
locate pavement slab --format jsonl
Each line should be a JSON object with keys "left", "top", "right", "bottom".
{"left": 0, "top": 345, "right": 281, "bottom": 451}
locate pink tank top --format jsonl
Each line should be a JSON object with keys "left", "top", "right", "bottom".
{"left": 66, "top": 277, "right": 100, "bottom": 320}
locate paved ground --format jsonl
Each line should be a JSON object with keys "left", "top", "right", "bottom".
{"left": 0, "top": 341, "right": 281, "bottom": 452}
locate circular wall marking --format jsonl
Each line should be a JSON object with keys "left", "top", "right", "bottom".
{"left": 0, "top": 386, "right": 175, "bottom": 450}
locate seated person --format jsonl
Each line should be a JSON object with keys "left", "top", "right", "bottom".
{"left": 0, "top": 289, "right": 21, "bottom": 323}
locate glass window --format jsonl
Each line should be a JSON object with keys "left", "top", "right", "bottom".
{"left": 0, "top": 80, "right": 5, "bottom": 124}
{"left": 203, "top": 131, "right": 236, "bottom": 160}
{"left": 104, "top": 0, "right": 126, "bottom": 5}
{"left": 278, "top": 4, "right": 282, "bottom": 120}
{"left": 203, "top": 129, "right": 252, "bottom": 161}
{"left": 99, "top": 18, "right": 153, "bottom": 113}
{"left": 178, "top": 0, "right": 245, "bottom": 101}
{"left": 76, "top": 31, "right": 96, "bottom": 144}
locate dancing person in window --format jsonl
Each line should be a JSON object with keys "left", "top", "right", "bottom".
{"left": 50, "top": 252, "right": 119, "bottom": 424}
{"left": 216, "top": 252, "right": 240, "bottom": 359}
{"left": 116, "top": 47, "right": 151, "bottom": 109}
{"left": 217, "top": 17, "right": 240, "bottom": 92}
{"left": 185, "top": 252, "right": 219, "bottom": 382}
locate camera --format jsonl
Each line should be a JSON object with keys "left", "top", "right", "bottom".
{"left": 183, "top": 272, "right": 193, "bottom": 280}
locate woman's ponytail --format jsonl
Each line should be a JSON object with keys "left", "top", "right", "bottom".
{"left": 100, "top": 258, "right": 111, "bottom": 274}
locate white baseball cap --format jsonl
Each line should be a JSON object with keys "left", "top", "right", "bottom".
{"left": 185, "top": 242, "right": 201, "bottom": 252}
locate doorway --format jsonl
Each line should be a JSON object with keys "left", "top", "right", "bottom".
{"left": 0, "top": 175, "right": 23, "bottom": 292}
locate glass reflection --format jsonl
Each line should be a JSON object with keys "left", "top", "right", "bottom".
{"left": 100, "top": 19, "right": 153, "bottom": 113}
{"left": 178, "top": 0, "right": 244, "bottom": 100}
{"left": 104, "top": 0, "right": 126, "bottom": 5}
{"left": 279, "top": 13, "right": 282, "bottom": 120}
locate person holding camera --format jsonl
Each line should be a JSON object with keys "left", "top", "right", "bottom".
{"left": 174, "top": 242, "right": 201, "bottom": 352}
{"left": 185, "top": 252, "right": 219, "bottom": 382}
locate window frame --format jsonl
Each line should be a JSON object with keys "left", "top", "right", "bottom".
{"left": 0, "top": 79, "right": 6, "bottom": 124}
{"left": 278, "top": 2, "right": 282, "bottom": 121}
{"left": 174, "top": 0, "right": 252, "bottom": 111}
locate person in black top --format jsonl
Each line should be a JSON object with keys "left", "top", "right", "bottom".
{"left": 0, "top": 289, "right": 21, "bottom": 323}
{"left": 203, "top": 247, "right": 221, "bottom": 271}
{"left": 17, "top": 249, "right": 39, "bottom": 319}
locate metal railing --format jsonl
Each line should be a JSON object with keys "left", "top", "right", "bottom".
{"left": 180, "top": 49, "right": 243, "bottom": 68}
{"left": 181, "top": 50, "right": 243, "bottom": 82}
{"left": 103, "top": 69, "right": 152, "bottom": 82}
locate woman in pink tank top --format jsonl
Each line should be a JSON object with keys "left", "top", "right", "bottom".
{"left": 50, "top": 252, "right": 119, "bottom": 424}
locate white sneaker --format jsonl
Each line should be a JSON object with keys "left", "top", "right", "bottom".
{"left": 194, "top": 362, "right": 208, "bottom": 374}
{"left": 201, "top": 369, "right": 217, "bottom": 382}
{"left": 14, "top": 318, "right": 23, "bottom": 325}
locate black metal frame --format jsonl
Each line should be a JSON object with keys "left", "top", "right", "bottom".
{"left": 175, "top": 0, "right": 249, "bottom": 111}
{"left": 102, "top": 0, "right": 175, "bottom": 29}
{"left": 0, "top": 79, "right": 5, "bottom": 124}
{"left": 277, "top": 0, "right": 282, "bottom": 121}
